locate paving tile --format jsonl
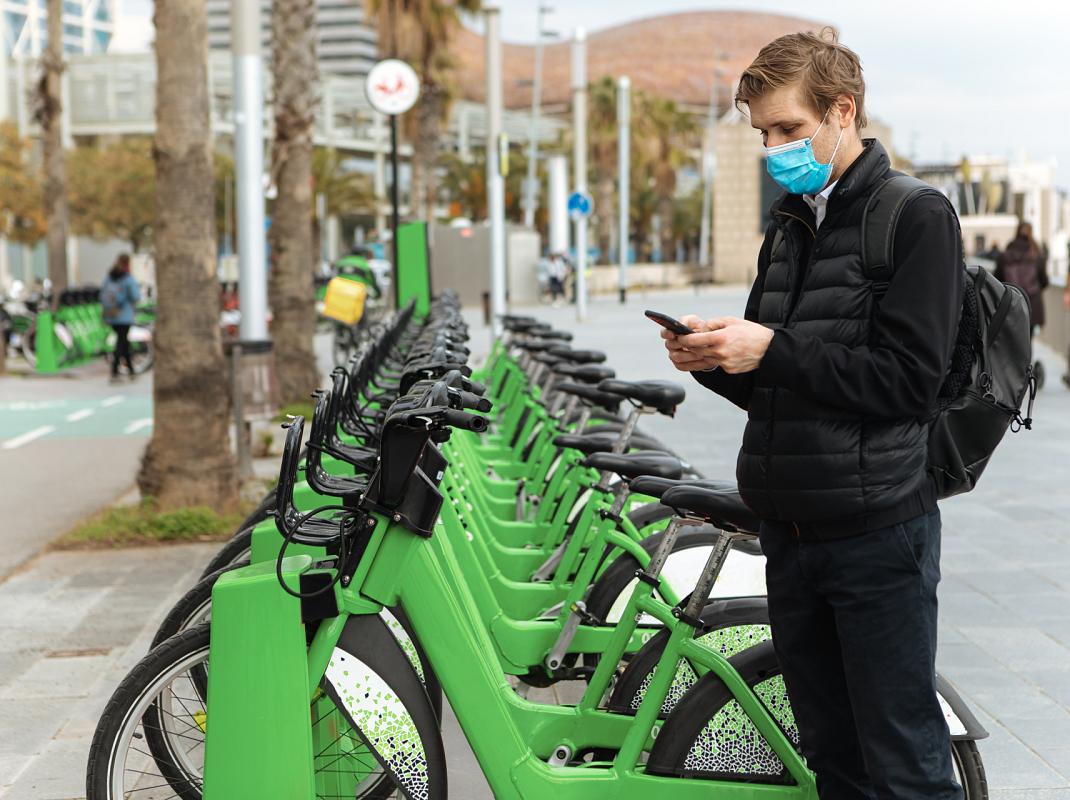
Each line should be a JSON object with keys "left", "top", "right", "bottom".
{"left": 0, "top": 653, "right": 112, "bottom": 701}
{"left": 4, "top": 737, "right": 88, "bottom": 800}
{"left": 960, "top": 627, "right": 1070, "bottom": 671}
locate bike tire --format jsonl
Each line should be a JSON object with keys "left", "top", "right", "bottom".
{"left": 197, "top": 526, "right": 255, "bottom": 579}
{"left": 87, "top": 624, "right": 405, "bottom": 799}
{"left": 646, "top": 640, "right": 988, "bottom": 798}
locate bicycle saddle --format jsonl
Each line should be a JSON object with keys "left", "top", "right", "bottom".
{"left": 583, "top": 452, "right": 683, "bottom": 482}
{"left": 533, "top": 352, "right": 566, "bottom": 367}
{"left": 552, "top": 363, "right": 616, "bottom": 384}
{"left": 629, "top": 476, "right": 736, "bottom": 499}
{"left": 513, "top": 339, "right": 556, "bottom": 352}
{"left": 553, "top": 382, "right": 622, "bottom": 413}
{"left": 660, "top": 485, "right": 761, "bottom": 534}
{"left": 527, "top": 327, "right": 573, "bottom": 342}
{"left": 597, "top": 379, "right": 686, "bottom": 415}
{"left": 548, "top": 346, "right": 607, "bottom": 364}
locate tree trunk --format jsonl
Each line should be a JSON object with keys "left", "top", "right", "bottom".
{"left": 658, "top": 193, "right": 675, "bottom": 264}
{"left": 138, "top": 0, "right": 237, "bottom": 510}
{"left": 269, "top": 0, "right": 320, "bottom": 404}
{"left": 39, "top": 0, "right": 68, "bottom": 296}
{"left": 415, "top": 82, "right": 447, "bottom": 223}
{"left": 595, "top": 171, "right": 615, "bottom": 264}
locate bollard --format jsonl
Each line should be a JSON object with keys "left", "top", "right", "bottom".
{"left": 482, "top": 291, "right": 491, "bottom": 326}
{"left": 229, "top": 343, "right": 253, "bottom": 481}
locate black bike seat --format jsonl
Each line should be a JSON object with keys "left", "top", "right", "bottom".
{"left": 583, "top": 452, "right": 683, "bottom": 482}
{"left": 533, "top": 352, "right": 565, "bottom": 367}
{"left": 503, "top": 317, "right": 541, "bottom": 332}
{"left": 629, "top": 476, "right": 736, "bottom": 499}
{"left": 528, "top": 327, "right": 573, "bottom": 342}
{"left": 514, "top": 339, "right": 556, "bottom": 352}
{"left": 554, "top": 382, "right": 622, "bottom": 413}
{"left": 598, "top": 379, "right": 685, "bottom": 415}
{"left": 549, "top": 346, "right": 607, "bottom": 364}
{"left": 660, "top": 485, "right": 761, "bottom": 534}
{"left": 553, "top": 363, "right": 616, "bottom": 384}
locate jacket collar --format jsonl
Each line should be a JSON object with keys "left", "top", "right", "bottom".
{"left": 769, "top": 138, "right": 891, "bottom": 230}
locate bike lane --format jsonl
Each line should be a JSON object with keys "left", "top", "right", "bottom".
{"left": 0, "top": 374, "right": 154, "bottom": 578}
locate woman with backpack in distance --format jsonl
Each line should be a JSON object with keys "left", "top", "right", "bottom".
{"left": 100, "top": 253, "right": 141, "bottom": 384}
{"left": 996, "top": 221, "right": 1049, "bottom": 388}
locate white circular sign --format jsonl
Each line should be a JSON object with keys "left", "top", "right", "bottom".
{"left": 365, "top": 59, "right": 421, "bottom": 116}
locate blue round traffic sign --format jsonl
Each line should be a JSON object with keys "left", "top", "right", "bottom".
{"left": 567, "top": 191, "right": 593, "bottom": 219}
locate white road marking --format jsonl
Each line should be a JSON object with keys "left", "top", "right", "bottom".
{"left": 65, "top": 409, "right": 94, "bottom": 422}
{"left": 124, "top": 418, "right": 153, "bottom": 434}
{"left": 1, "top": 426, "right": 56, "bottom": 450}
{"left": 101, "top": 396, "right": 124, "bottom": 407}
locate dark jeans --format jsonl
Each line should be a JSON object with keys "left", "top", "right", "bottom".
{"left": 759, "top": 510, "right": 962, "bottom": 800}
{"left": 111, "top": 323, "right": 133, "bottom": 376}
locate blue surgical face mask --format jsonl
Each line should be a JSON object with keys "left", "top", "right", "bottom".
{"left": 764, "top": 110, "right": 844, "bottom": 195}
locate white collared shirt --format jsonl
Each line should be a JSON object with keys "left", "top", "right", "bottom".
{"left": 803, "top": 180, "right": 838, "bottom": 230}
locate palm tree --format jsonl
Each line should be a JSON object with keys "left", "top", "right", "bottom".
{"left": 138, "top": 0, "right": 237, "bottom": 510}
{"left": 35, "top": 0, "right": 68, "bottom": 295}
{"left": 636, "top": 95, "right": 698, "bottom": 262}
{"left": 268, "top": 0, "right": 320, "bottom": 404}
{"left": 364, "top": 0, "right": 480, "bottom": 223}
{"left": 587, "top": 77, "right": 620, "bottom": 265}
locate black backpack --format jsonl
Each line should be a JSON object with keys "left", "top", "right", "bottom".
{"left": 861, "top": 174, "right": 1037, "bottom": 499}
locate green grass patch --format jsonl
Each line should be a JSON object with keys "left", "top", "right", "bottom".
{"left": 56, "top": 499, "right": 253, "bottom": 549}
{"left": 273, "top": 401, "right": 315, "bottom": 423}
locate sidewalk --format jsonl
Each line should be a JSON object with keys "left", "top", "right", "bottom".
{"left": 1, "top": 288, "right": 1067, "bottom": 798}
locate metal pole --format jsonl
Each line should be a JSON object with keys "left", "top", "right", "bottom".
{"left": 617, "top": 75, "right": 630, "bottom": 304}
{"left": 523, "top": 5, "right": 549, "bottom": 229}
{"left": 698, "top": 82, "right": 716, "bottom": 271}
{"left": 391, "top": 113, "right": 400, "bottom": 303}
{"left": 571, "top": 28, "right": 588, "bottom": 321}
{"left": 231, "top": 0, "right": 268, "bottom": 341}
{"left": 0, "top": 13, "right": 9, "bottom": 121}
{"left": 548, "top": 154, "right": 568, "bottom": 253}
{"left": 230, "top": 344, "right": 253, "bottom": 481}
{"left": 485, "top": 3, "right": 507, "bottom": 339}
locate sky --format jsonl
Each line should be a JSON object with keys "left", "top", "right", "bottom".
{"left": 112, "top": 0, "right": 1070, "bottom": 190}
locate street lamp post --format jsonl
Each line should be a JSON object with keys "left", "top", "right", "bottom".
{"left": 485, "top": 3, "right": 507, "bottom": 339}
{"left": 571, "top": 28, "right": 588, "bottom": 321}
{"left": 231, "top": 0, "right": 269, "bottom": 342}
{"left": 522, "top": 5, "right": 552, "bottom": 230}
{"left": 617, "top": 75, "right": 630, "bottom": 304}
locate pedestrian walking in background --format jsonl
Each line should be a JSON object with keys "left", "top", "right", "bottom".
{"left": 1063, "top": 240, "right": 1070, "bottom": 389}
{"left": 548, "top": 252, "right": 569, "bottom": 306}
{"left": 100, "top": 253, "right": 141, "bottom": 384}
{"left": 996, "top": 221, "right": 1049, "bottom": 388}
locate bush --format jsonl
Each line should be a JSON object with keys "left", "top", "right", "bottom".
{"left": 56, "top": 498, "right": 251, "bottom": 549}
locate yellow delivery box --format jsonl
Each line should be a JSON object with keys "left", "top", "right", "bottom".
{"left": 322, "top": 277, "right": 368, "bottom": 325}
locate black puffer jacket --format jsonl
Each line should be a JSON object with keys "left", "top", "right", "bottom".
{"left": 696, "top": 140, "right": 963, "bottom": 538}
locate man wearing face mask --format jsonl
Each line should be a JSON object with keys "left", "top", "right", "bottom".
{"left": 661, "top": 29, "right": 964, "bottom": 800}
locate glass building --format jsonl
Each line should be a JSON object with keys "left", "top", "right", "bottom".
{"left": 1, "top": 0, "right": 116, "bottom": 56}
{"left": 206, "top": 0, "right": 379, "bottom": 80}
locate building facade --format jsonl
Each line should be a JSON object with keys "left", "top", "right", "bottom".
{"left": 205, "top": 0, "right": 378, "bottom": 80}
{"left": 1, "top": 0, "right": 115, "bottom": 56}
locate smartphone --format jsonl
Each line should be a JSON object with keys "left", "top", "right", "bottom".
{"left": 644, "top": 309, "right": 693, "bottom": 336}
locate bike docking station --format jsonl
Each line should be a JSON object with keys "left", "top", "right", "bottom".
{"left": 202, "top": 555, "right": 318, "bottom": 798}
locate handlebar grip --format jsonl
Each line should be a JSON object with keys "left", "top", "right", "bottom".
{"left": 457, "top": 390, "right": 492, "bottom": 413}
{"left": 464, "top": 378, "right": 487, "bottom": 396}
{"left": 442, "top": 409, "right": 488, "bottom": 432}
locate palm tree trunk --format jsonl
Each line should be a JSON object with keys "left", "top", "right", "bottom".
{"left": 39, "top": 0, "right": 68, "bottom": 295}
{"left": 595, "top": 173, "right": 615, "bottom": 264}
{"left": 138, "top": 0, "right": 237, "bottom": 510}
{"left": 269, "top": 0, "right": 320, "bottom": 404}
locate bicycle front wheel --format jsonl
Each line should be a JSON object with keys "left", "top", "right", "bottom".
{"left": 87, "top": 624, "right": 410, "bottom": 799}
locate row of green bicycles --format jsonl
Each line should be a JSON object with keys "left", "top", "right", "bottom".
{"left": 86, "top": 292, "right": 989, "bottom": 799}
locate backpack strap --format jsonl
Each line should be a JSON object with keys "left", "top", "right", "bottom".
{"left": 860, "top": 174, "right": 941, "bottom": 301}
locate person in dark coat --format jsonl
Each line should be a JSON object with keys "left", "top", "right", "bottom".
{"left": 996, "top": 221, "right": 1049, "bottom": 328}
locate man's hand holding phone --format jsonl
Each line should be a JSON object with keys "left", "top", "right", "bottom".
{"left": 660, "top": 315, "right": 774, "bottom": 374}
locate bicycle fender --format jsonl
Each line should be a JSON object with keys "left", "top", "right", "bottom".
{"left": 936, "top": 673, "right": 989, "bottom": 741}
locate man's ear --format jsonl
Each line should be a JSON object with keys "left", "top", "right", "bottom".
{"left": 834, "top": 94, "right": 856, "bottom": 128}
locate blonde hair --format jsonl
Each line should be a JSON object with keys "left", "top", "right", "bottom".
{"left": 735, "top": 27, "right": 867, "bottom": 130}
